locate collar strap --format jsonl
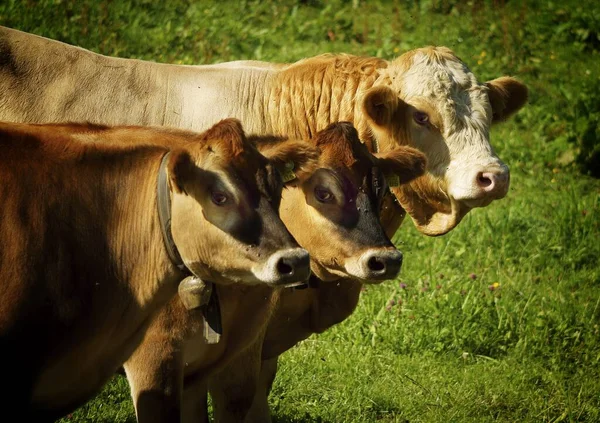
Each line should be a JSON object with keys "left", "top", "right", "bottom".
{"left": 369, "top": 134, "right": 379, "bottom": 153}
{"left": 157, "top": 152, "right": 189, "bottom": 274}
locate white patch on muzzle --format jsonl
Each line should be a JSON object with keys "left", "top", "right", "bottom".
{"left": 251, "top": 247, "right": 310, "bottom": 286}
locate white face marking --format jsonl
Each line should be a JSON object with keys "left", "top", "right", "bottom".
{"left": 386, "top": 50, "right": 509, "bottom": 204}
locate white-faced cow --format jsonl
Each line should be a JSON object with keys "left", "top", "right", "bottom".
{"left": 0, "top": 118, "right": 313, "bottom": 421}
{"left": 0, "top": 26, "right": 527, "bottom": 236}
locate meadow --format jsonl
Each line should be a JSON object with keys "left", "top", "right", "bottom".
{"left": 1, "top": 0, "right": 598, "bottom": 421}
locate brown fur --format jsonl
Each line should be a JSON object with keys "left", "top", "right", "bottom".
{"left": 0, "top": 119, "right": 309, "bottom": 421}
{"left": 121, "top": 123, "right": 425, "bottom": 423}
{"left": 180, "top": 124, "right": 425, "bottom": 423}
{"left": 0, "top": 121, "right": 184, "bottom": 420}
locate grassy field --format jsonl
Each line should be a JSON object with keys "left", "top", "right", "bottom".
{"left": 1, "top": 1, "right": 599, "bottom": 422}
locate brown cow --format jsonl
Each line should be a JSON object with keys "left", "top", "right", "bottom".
{"left": 120, "top": 122, "right": 426, "bottom": 422}
{"left": 0, "top": 118, "right": 313, "bottom": 421}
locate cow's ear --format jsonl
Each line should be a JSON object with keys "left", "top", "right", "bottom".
{"left": 198, "top": 118, "right": 247, "bottom": 154}
{"left": 486, "top": 77, "right": 528, "bottom": 123}
{"left": 258, "top": 140, "right": 320, "bottom": 181}
{"left": 168, "top": 149, "right": 196, "bottom": 194}
{"left": 363, "top": 86, "right": 399, "bottom": 127}
{"left": 375, "top": 146, "right": 427, "bottom": 185}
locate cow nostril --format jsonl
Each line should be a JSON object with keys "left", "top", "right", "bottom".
{"left": 276, "top": 259, "right": 293, "bottom": 276}
{"left": 367, "top": 257, "right": 385, "bottom": 272}
{"left": 477, "top": 172, "right": 493, "bottom": 189}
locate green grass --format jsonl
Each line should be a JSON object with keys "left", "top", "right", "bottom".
{"left": 1, "top": 1, "right": 599, "bottom": 422}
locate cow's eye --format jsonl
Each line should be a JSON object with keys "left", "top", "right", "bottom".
{"left": 211, "top": 191, "right": 229, "bottom": 206}
{"left": 413, "top": 111, "right": 429, "bottom": 126}
{"left": 314, "top": 186, "right": 334, "bottom": 203}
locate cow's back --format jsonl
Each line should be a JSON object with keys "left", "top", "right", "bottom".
{"left": 0, "top": 26, "right": 167, "bottom": 126}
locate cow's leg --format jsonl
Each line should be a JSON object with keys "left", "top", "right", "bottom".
{"left": 124, "top": 327, "right": 184, "bottom": 422}
{"left": 182, "top": 376, "right": 209, "bottom": 423}
{"left": 208, "top": 336, "right": 264, "bottom": 423}
{"left": 244, "top": 356, "right": 278, "bottom": 423}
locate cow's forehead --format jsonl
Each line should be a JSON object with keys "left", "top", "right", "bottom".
{"left": 386, "top": 48, "right": 492, "bottom": 132}
{"left": 314, "top": 124, "right": 375, "bottom": 178}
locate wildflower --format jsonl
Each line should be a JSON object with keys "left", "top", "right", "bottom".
{"left": 469, "top": 273, "right": 477, "bottom": 280}
{"left": 488, "top": 282, "right": 500, "bottom": 291}
{"left": 436, "top": 284, "right": 442, "bottom": 290}
{"left": 420, "top": 286, "right": 428, "bottom": 292}
{"left": 399, "top": 282, "right": 407, "bottom": 289}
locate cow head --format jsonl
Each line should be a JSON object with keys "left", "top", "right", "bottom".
{"left": 255, "top": 122, "right": 426, "bottom": 283}
{"left": 169, "top": 119, "right": 317, "bottom": 286}
{"left": 361, "top": 46, "right": 528, "bottom": 236}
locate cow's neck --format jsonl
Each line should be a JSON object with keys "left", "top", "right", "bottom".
{"left": 89, "top": 149, "right": 182, "bottom": 307}
{"left": 162, "top": 56, "right": 383, "bottom": 140}
{"left": 254, "top": 59, "right": 381, "bottom": 142}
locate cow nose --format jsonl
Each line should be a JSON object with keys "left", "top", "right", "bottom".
{"left": 476, "top": 169, "right": 510, "bottom": 199}
{"left": 359, "top": 249, "right": 403, "bottom": 282}
{"left": 270, "top": 248, "right": 311, "bottom": 287}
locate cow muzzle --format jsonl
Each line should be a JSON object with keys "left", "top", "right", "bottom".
{"left": 449, "top": 163, "right": 510, "bottom": 207}
{"left": 475, "top": 167, "right": 510, "bottom": 200}
{"left": 251, "top": 248, "right": 311, "bottom": 286}
{"left": 345, "top": 248, "right": 403, "bottom": 283}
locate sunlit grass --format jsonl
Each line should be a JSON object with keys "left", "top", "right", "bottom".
{"left": 1, "top": 1, "right": 599, "bottom": 422}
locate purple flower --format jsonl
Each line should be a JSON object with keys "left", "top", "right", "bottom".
{"left": 469, "top": 273, "right": 477, "bottom": 280}
{"left": 399, "top": 282, "right": 407, "bottom": 289}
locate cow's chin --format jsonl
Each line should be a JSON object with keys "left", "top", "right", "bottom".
{"left": 412, "top": 201, "right": 470, "bottom": 237}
